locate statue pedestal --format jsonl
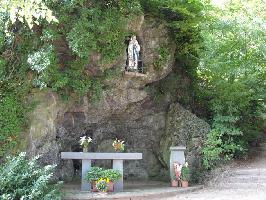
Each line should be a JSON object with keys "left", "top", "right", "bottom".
{"left": 169, "top": 146, "right": 186, "bottom": 180}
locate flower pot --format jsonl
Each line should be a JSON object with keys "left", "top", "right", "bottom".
{"left": 181, "top": 180, "right": 189, "bottom": 188}
{"left": 107, "top": 181, "right": 114, "bottom": 192}
{"left": 171, "top": 180, "right": 178, "bottom": 187}
{"left": 91, "top": 181, "right": 98, "bottom": 192}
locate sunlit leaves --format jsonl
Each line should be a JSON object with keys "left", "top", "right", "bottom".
{"left": 0, "top": 0, "right": 58, "bottom": 31}
{"left": 200, "top": 0, "right": 266, "bottom": 168}
{"left": 0, "top": 152, "right": 62, "bottom": 199}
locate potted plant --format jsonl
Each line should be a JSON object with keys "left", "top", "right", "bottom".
{"left": 79, "top": 136, "right": 92, "bottom": 152}
{"left": 95, "top": 178, "right": 109, "bottom": 194}
{"left": 171, "top": 173, "right": 178, "bottom": 187}
{"left": 86, "top": 167, "right": 104, "bottom": 192}
{"left": 112, "top": 139, "right": 125, "bottom": 152}
{"left": 180, "top": 162, "right": 190, "bottom": 188}
{"left": 103, "top": 169, "right": 122, "bottom": 192}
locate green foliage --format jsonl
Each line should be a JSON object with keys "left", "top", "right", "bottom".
{"left": 86, "top": 167, "right": 104, "bottom": 182}
{"left": 90, "top": 79, "right": 104, "bottom": 103}
{"left": 0, "top": 0, "right": 264, "bottom": 173}
{"left": 102, "top": 169, "right": 122, "bottom": 182}
{"left": 86, "top": 167, "right": 122, "bottom": 182}
{"left": 143, "top": 0, "right": 204, "bottom": 107}
{"left": 41, "top": 27, "right": 61, "bottom": 42}
{"left": 0, "top": 27, "right": 33, "bottom": 157}
{"left": 103, "top": 67, "right": 122, "bottom": 80}
{"left": 180, "top": 166, "right": 190, "bottom": 181}
{"left": 0, "top": 57, "right": 7, "bottom": 80}
{"left": 24, "top": 0, "right": 141, "bottom": 100}
{"left": 0, "top": 0, "right": 58, "bottom": 30}
{"left": 141, "top": 0, "right": 204, "bottom": 69}
{"left": 0, "top": 152, "right": 62, "bottom": 200}
{"left": 154, "top": 46, "right": 170, "bottom": 71}
{"left": 66, "top": 6, "right": 126, "bottom": 63}
{"left": 0, "top": 95, "right": 25, "bottom": 157}
{"left": 200, "top": 0, "right": 266, "bottom": 168}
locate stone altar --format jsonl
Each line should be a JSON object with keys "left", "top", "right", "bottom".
{"left": 61, "top": 152, "right": 142, "bottom": 192}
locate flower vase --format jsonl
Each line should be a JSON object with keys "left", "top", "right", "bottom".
{"left": 83, "top": 147, "right": 88, "bottom": 152}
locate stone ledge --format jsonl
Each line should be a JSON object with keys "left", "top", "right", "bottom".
{"left": 61, "top": 152, "right": 143, "bottom": 160}
{"left": 170, "top": 146, "right": 186, "bottom": 151}
{"left": 124, "top": 71, "right": 148, "bottom": 78}
{"left": 63, "top": 185, "right": 204, "bottom": 200}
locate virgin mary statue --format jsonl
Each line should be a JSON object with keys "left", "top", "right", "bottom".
{"left": 127, "top": 35, "right": 140, "bottom": 71}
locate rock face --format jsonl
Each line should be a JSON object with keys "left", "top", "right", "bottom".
{"left": 161, "top": 103, "right": 210, "bottom": 181}
{"left": 24, "top": 91, "right": 210, "bottom": 182}
{"left": 22, "top": 16, "right": 210, "bottom": 182}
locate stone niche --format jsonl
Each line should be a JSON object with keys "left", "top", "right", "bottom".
{"left": 21, "top": 15, "right": 210, "bottom": 183}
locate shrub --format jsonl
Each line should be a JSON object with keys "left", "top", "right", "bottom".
{"left": 180, "top": 165, "right": 190, "bottom": 181}
{"left": 66, "top": 6, "right": 126, "bottom": 63}
{"left": 86, "top": 167, "right": 104, "bottom": 182}
{"left": 0, "top": 95, "right": 25, "bottom": 157}
{"left": 86, "top": 167, "right": 122, "bottom": 182}
{"left": 102, "top": 169, "right": 122, "bottom": 182}
{"left": 0, "top": 152, "right": 62, "bottom": 200}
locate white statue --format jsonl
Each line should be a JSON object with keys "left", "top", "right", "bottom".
{"left": 127, "top": 35, "right": 140, "bottom": 71}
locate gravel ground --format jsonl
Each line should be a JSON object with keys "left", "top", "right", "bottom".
{"left": 164, "top": 188, "right": 266, "bottom": 200}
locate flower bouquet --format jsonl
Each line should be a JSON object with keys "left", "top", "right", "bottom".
{"left": 112, "top": 139, "right": 125, "bottom": 152}
{"left": 173, "top": 162, "right": 182, "bottom": 187}
{"left": 79, "top": 136, "right": 92, "bottom": 152}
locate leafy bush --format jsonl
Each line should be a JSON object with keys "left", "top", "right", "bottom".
{"left": 86, "top": 167, "right": 104, "bottom": 182}
{"left": 86, "top": 167, "right": 122, "bottom": 182}
{"left": 66, "top": 6, "right": 126, "bottom": 63}
{"left": 180, "top": 165, "right": 190, "bottom": 181}
{"left": 0, "top": 152, "right": 62, "bottom": 200}
{"left": 102, "top": 169, "right": 122, "bottom": 182}
{"left": 200, "top": 0, "right": 265, "bottom": 168}
{"left": 0, "top": 95, "right": 25, "bottom": 157}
